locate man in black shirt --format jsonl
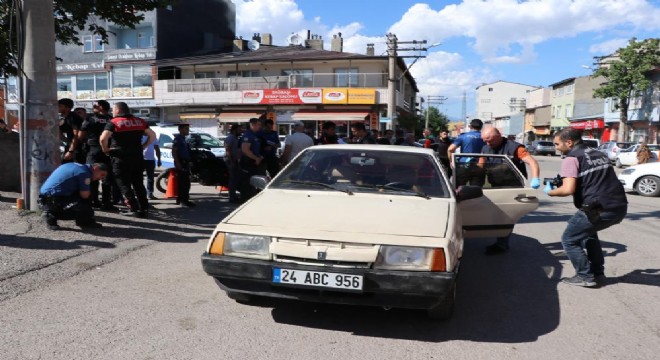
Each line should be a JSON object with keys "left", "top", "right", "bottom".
{"left": 58, "top": 98, "right": 83, "bottom": 163}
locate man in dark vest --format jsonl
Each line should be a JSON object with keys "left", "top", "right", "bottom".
{"left": 481, "top": 127, "right": 541, "bottom": 255}
{"left": 546, "top": 128, "right": 627, "bottom": 288}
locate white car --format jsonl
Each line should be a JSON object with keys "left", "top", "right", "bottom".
{"left": 615, "top": 144, "right": 660, "bottom": 168}
{"left": 201, "top": 146, "right": 539, "bottom": 320}
{"left": 618, "top": 162, "right": 660, "bottom": 197}
{"left": 151, "top": 124, "right": 225, "bottom": 169}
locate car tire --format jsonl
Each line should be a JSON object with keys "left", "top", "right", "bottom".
{"left": 226, "top": 291, "right": 253, "bottom": 303}
{"left": 155, "top": 169, "right": 172, "bottom": 193}
{"left": 427, "top": 282, "right": 456, "bottom": 321}
{"left": 615, "top": 159, "right": 623, "bottom": 168}
{"left": 634, "top": 176, "right": 660, "bottom": 197}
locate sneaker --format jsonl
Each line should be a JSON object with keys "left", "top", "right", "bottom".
{"left": 181, "top": 201, "right": 196, "bottom": 207}
{"left": 485, "top": 243, "right": 508, "bottom": 255}
{"left": 561, "top": 275, "right": 597, "bottom": 288}
{"left": 77, "top": 221, "right": 103, "bottom": 229}
{"left": 148, "top": 194, "right": 158, "bottom": 200}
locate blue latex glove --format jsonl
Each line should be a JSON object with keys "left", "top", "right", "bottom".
{"left": 543, "top": 182, "right": 553, "bottom": 195}
{"left": 530, "top": 177, "right": 541, "bottom": 189}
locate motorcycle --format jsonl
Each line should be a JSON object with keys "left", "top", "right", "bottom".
{"left": 156, "top": 147, "right": 229, "bottom": 194}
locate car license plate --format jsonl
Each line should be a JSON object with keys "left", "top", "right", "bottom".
{"left": 272, "top": 268, "right": 363, "bottom": 291}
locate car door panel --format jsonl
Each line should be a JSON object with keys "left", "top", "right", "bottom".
{"left": 453, "top": 153, "right": 540, "bottom": 239}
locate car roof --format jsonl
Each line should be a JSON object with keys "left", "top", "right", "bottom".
{"left": 307, "top": 144, "right": 436, "bottom": 155}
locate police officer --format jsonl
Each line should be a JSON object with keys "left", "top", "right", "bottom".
{"left": 99, "top": 102, "right": 156, "bottom": 218}
{"left": 77, "top": 100, "right": 118, "bottom": 211}
{"left": 239, "top": 118, "right": 266, "bottom": 201}
{"left": 39, "top": 162, "right": 107, "bottom": 230}
{"left": 480, "top": 127, "right": 541, "bottom": 254}
{"left": 58, "top": 98, "right": 84, "bottom": 164}
{"left": 260, "top": 119, "right": 281, "bottom": 177}
{"left": 547, "top": 128, "right": 627, "bottom": 287}
{"left": 172, "top": 123, "right": 195, "bottom": 207}
{"left": 448, "top": 119, "right": 486, "bottom": 186}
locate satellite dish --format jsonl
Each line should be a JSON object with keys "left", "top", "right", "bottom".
{"left": 247, "top": 40, "right": 260, "bottom": 51}
{"left": 287, "top": 33, "right": 303, "bottom": 46}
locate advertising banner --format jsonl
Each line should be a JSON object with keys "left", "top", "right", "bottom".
{"left": 322, "top": 88, "right": 348, "bottom": 104}
{"left": 242, "top": 89, "right": 323, "bottom": 104}
{"left": 348, "top": 88, "right": 376, "bottom": 104}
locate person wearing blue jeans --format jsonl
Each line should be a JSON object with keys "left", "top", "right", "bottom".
{"left": 546, "top": 128, "right": 627, "bottom": 287}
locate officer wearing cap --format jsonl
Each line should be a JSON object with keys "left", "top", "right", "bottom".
{"left": 39, "top": 162, "right": 107, "bottom": 230}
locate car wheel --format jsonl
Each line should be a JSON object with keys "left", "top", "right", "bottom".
{"left": 634, "top": 176, "right": 660, "bottom": 197}
{"left": 615, "top": 159, "right": 623, "bottom": 168}
{"left": 427, "top": 282, "right": 456, "bottom": 321}
{"left": 226, "top": 291, "right": 253, "bottom": 303}
{"left": 155, "top": 169, "right": 172, "bottom": 193}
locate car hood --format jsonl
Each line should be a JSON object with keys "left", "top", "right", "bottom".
{"left": 224, "top": 189, "right": 451, "bottom": 239}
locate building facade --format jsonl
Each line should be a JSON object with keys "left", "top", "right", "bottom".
{"left": 525, "top": 87, "right": 552, "bottom": 140}
{"left": 474, "top": 80, "right": 540, "bottom": 122}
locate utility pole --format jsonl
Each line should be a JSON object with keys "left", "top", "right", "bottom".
{"left": 424, "top": 95, "right": 447, "bottom": 129}
{"left": 386, "top": 34, "right": 434, "bottom": 130}
{"left": 20, "top": 0, "right": 60, "bottom": 210}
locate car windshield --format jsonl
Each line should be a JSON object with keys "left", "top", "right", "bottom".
{"left": 583, "top": 140, "right": 599, "bottom": 148}
{"left": 191, "top": 133, "right": 223, "bottom": 147}
{"left": 537, "top": 141, "right": 553, "bottom": 146}
{"left": 269, "top": 148, "right": 450, "bottom": 198}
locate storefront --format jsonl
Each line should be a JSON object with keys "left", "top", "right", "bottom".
{"left": 569, "top": 118, "right": 605, "bottom": 141}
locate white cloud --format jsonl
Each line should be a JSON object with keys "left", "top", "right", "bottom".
{"left": 388, "top": 0, "right": 660, "bottom": 63}
{"left": 589, "top": 38, "right": 629, "bottom": 54}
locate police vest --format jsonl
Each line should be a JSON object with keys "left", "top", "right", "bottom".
{"left": 107, "top": 115, "right": 147, "bottom": 156}
{"left": 84, "top": 114, "right": 112, "bottom": 146}
{"left": 567, "top": 144, "right": 627, "bottom": 210}
{"left": 482, "top": 138, "right": 528, "bottom": 178}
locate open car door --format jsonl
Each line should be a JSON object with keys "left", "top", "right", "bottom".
{"left": 454, "top": 154, "right": 539, "bottom": 239}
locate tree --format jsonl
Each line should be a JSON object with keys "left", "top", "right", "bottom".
{"left": 0, "top": 0, "right": 174, "bottom": 75}
{"left": 396, "top": 113, "right": 421, "bottom": 134}
{"left": 592, "top": 38, "right": 660, "bottom": 142}
{"left": 422, "top": 106, "right": 449, "bottom": 133}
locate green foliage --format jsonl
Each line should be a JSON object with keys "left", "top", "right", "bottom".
{"left": 422, "top": 106, "right": 449, "bottom": 132}
{"left": 1, "top": 0, "right": 175, "bottom": 74}
{"left": 592, "top": 38, "right": 660, "bottom": 122}
{"left": 396, "top": 113, "right": 421, "bottom": 132}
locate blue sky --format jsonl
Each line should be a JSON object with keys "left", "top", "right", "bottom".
{"left": 233, "top": 0, "right": 660, "bottom": 120}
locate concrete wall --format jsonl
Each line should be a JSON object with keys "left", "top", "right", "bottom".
{"left": 527, "top": 87, "right": 551, "bottom": 108}
{"left": 475, "top": 81, "right": 538, "bottom": 121}
{"left": 572, "top": 76, "right": 605, "bottom": 118}
{"left": 0, "top": 132, "right": 21, "bottom": 192}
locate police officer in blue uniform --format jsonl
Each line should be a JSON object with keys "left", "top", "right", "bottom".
{"left": 172, "top": 123, "right": 195, "bottom": 207}
{"left": 39, "top": 162, "right": 108, "bottom": 230}
{"left": 260, "top": 119, "right": 281, "bottom": 177}
{"left": 547, "top": 128, "right": 627, "bottom": 287}
{"left": 448, "top": 119, "right": 486, "bottom": 186}
{"left": 239, "top": 118, "right": 266, "bottom": 201}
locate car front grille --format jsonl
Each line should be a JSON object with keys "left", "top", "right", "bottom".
{"left": 271, "top": 238, "right": 376, "bottom": 269}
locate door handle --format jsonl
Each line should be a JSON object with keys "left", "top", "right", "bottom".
{"left": 514, "top": 195, "right": 537, "bottom": 202}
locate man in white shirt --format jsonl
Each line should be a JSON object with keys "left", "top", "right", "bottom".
{"left": 281, "top": 121, "right": 314, "bottom": 164}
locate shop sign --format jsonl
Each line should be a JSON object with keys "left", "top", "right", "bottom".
{"left": 348, "top": 88, "right": 376, "bottom": 105}
{"left": 322, "top": 88, "right": 348, "bottom": 104}
{"left": 570, "top": 119, "right": 605, "bottom": 130}
{"left": 369, "top": 112, "right": 379, "bottom": 129}
{"left": 104, "top": 50, "right": 156, "bottom": 62}
{"left": 242, "top": 89, "right": 322, "bottom": 104}
{"left": 56, "top": 62, "right": 104, "bottom": 72}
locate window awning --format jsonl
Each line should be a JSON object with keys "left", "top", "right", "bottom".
{"left": 291, "top": 111, "right": 370, "bottom": 121}
{"left": 218, "top": 112, "right": 263, "bottom": 123}
{"left": 178, "top": 113, "right": 217, "bottom": 119}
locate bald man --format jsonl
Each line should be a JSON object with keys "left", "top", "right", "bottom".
{"left": 481, "top": 128, "right": 541, "bottom": 255}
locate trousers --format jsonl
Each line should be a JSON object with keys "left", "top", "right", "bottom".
{"left": 111, "top": 155, "right": 148, "bottom": 212}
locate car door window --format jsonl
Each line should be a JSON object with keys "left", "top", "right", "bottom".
{"left": 453, "top": 154, "right": 525, "bottom": 189}
{"left": 159, "top": 134, "right": 173, "bottom": 148}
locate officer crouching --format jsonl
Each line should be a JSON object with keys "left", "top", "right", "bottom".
{"left": 39, "top": 162, "right": 108, "bottom": 230}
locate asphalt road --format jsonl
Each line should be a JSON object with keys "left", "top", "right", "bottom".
{"left": 1, "top": 156, "right": 659, "bottom": 360}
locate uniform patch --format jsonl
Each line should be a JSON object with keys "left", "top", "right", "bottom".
{"left": 84, "top": 178, "right": 91, "bottom": 185}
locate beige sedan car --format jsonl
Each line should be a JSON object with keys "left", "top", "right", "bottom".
{"left": 201, "top": 145, "right": 538, "bottom": 320}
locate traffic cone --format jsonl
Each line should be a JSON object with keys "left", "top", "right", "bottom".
{"left": 165, "top": 169, "right": 178, "bottom": 199}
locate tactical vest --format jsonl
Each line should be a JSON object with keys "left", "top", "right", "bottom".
{"left": 85, "top": 114, "right": 111, "bottom": 147}
{"left": 567, "top": 144, "right": 627, "bottom": 209}
{"left": 482, "top": 138, "right": 528, "bottom": 178}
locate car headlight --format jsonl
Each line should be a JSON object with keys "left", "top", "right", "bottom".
{"left": 223, "top": 233, "right": 271, "bottom": 260}
{"left": 621, "top": 168, "right": 636, "bottom": 175}
{"left": 374, "top": 246, "right": 446, "bottom": 272}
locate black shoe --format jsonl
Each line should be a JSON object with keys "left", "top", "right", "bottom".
{"left": 77, "top": 221, "right": 103, "bottom": 229}
{"left": 148, "top": 194, "right": 158, "bottom": 200}
{"left": 561, "top": 275, "right": 597, "bottom": 288}
{"left": 485, "top": 243, "right": 509, "bottom": 255}
{"left": 181, "top": 201, "right": 196, "bottom": 207}
{"left": 99, "top": 204, "right": 120, "bottom": 212}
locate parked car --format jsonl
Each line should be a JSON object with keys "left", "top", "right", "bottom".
{"left": 151, "top": 124, "right": 225, "bottom": 169}
{"left": 598, "top": 141, "right": 633, "bottom": 162}
{"left": 618, "top": 162, "right": 660, "bottom": 197}
{"left": 615, "top": 144, "right": 660, "bottom": 168}
{"left": 201, "top": 146, "right": 539, "bottom": 320}
{"left": 581, "top": 137, "right": 600, "bottom": 149}
{"left": 528, "top": 141, "right": 556, "bottom": 156}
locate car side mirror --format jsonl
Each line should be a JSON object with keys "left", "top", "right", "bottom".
{"left": 456, "top": 185, "right": 483, "bottom": 202}
{"left": 250, "top": 175, "right": 270, "bottom": 190}
{"left": 163, "top": 142, "right": 173, "bottom": 149}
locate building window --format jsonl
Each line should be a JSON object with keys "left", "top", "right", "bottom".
{"left": 137, "top": 32, "right": 154, "bottom": 48}
{"left": 480, "top": 98, "right": 491, "bottom": 103}
{"left": 195, "top": 72, "right": 216, "bottom": 79}
{"left": 556, "top": 105, "right": 562, "bottom": 118}
{"left": 566, "top": 84, "right": 573, "bottom": 94}
{"left": 94, "top": 35, "right": 104, "bottom": 52}
{"left": 82, "top": 35, "right": 93, "bottom": 53}
{"left": 111, "top": 65, "right": 153, "bottom": 97}
{"left": 334, "top": 68, "right": 358, "bottom": 87}
{"left": 75, "top": 73, "right": 109, "bottom": 100}
{"left": 228, "top": 70, "right": 260, "bottom": 77}
{"left": 56, "top": 75, "right": 73, "bottom": 98}
{"left": 282, "top": 69, "right": 313, "bottom": 87}
{"left": 488, "top": 87, "right": 493, "bottom": 92}
{"left": 565, "top": 104, "right": 572, "bottom": 118}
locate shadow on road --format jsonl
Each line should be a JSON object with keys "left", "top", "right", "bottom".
{"left": 614, "top": 269, "right": 660, "bottom": 287}
{"left": 544, "top": 240, "right": 627, "bottom": 258}
{"left": 93, "top": 215, "right": 205, "bottom": 243}
{"left": 0, "top": 236, "right": 115, "bottom": 250}
{"left": 239, "top": 235, "right": 563, "bottom": 343}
